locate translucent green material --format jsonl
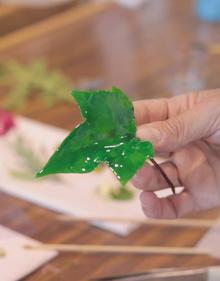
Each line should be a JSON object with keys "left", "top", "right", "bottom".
{"left": 37, "top": 87, "right": 154, "bottom": 185}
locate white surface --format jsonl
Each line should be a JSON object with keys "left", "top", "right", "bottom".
{"left": 208, "top": 267, "right": 220, "bottom": 281}
{"left": 0, "top": 225, "right": 57, "bottom": 281}
{"left": 196, "top": 217, "right": 220, "bottom": 259}
{"left": 0, "top": 116, "right": 173, "bottom": 236}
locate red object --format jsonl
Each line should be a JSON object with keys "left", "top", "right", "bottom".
{"left": 0, "top": 109, "right": 16, "bottom": 136}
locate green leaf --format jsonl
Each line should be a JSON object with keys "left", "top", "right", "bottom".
{"left": 37, "top": 87, "right": 154, "bottom": 185}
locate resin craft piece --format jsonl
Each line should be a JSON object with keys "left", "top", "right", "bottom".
{"left": 37, "top": 87, "right": 154, "bottom": 185}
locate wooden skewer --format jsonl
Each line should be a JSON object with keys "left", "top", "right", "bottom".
{"left": 25, "top": 243, "right": 210, "bottom": 256}
{"left": 56, "top": 214, "right": 219, "bottom": 229}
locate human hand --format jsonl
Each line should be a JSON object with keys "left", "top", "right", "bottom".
{"left": 132, "top": 89, "right": 220, "bottom": 218}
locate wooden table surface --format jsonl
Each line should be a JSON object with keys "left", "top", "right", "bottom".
{"left": 1, "top": 1, "right": 220, "bottom": 280}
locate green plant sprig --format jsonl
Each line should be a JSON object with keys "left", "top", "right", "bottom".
{"left": 0, "top": 60, "right": 73, "bottom": 110}
{"left": 10, "top": 135, "right": 62, "bottom": 183}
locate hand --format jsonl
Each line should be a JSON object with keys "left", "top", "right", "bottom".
{"left": 132, "top": 89, "right": 220, "bottom": 219}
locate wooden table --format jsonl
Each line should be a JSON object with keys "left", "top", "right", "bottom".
{"left": 0, "top": 1, "right": 220, "bottom": 280}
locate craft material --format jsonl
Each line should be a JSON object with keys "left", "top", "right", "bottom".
{"left": 56, "top": 214, "right": 220, "bottom": 229}
{"left": 0, "top": 225, "right": 56, "bottom": 281}
{"left": 0, "top": 60, "right": 72, "bottom": 110}
{"left": 25, "top": 243, "right": 210, "bottom": 257}
{"left": 93, "top": 267, "right": 220, "bottom": 281}
{"left": 38, "top": 87, "right": 175, "bottom": 194}
{"left": 0, "top": 109, "right": 15, "bottom": 136}
{"left": 9, "top": 134, "right": 62, "bottom": 182}
{"left": 0, "top": 116, "right": 178, "bottom": 235}
{"left": 96, "top": 182, "right": 135, "bottom": 201}
{"left": 37, "top": 87, "right": 154, "bottom": 184}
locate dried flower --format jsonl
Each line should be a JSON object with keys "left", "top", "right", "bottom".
{"left": 0, "top": 109, "right": 15, "bottom": 136}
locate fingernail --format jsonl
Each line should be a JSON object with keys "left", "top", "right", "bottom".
{"left": 137, "top": 127, "right": 161, "bottom": 145}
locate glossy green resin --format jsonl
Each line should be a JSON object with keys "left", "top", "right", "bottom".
{"left": 37, "top": 87, "right": 154, "bottom": 185}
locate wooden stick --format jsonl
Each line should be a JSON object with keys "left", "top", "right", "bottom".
{"left": 0, "top": 2, "right": 108, "bottom": 52}
{"left": 56, "top": 214, "right": 219, "bottom": 229}
{"left": 25, "top": 243, "right": 209, "bottom": 256}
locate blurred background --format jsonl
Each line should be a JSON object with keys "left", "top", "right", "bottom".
{"left": 0, "top": 0, "right": 220, "bottom": 128}
{"left": 1, "top": 1, "right": 220, "bottom": 280}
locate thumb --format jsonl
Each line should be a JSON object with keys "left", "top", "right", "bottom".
{"left": 137, "top": 102, "right": 214, "bottom": 152}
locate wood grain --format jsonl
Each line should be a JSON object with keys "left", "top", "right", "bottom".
{"left": 0, "top": 3, "right": 76, "bottom": 37}
{"left": 0, "top": 1, "right": 220, "bottom": 280}
{"left": 0, "top": 4, "right": 17, "bottom": 18}
{"left": 0, "top": 2, "right": 109, "bottom": 52}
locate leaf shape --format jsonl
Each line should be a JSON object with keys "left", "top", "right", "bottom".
{"left": 37, "top": 87, "right": 154, "bottom": 185}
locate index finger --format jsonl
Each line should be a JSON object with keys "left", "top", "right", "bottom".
{"left": 133, "top": 92, "right": 201, "bottom": 125}
{"left": 133, "top": 99, "right": 169, "bottom": 125}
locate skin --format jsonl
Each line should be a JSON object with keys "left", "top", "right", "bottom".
{"left": 132, "top": 89, "right": 220, "bottom": 219}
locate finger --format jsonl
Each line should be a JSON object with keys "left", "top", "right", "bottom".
{"left": 134, "top": 99, "right": 169, "bottom": 125}
{"left": 136, "top": 99, "right": 217, "bottom": 153}
{"left": 134, "top": 90, "right": 217, "bottom": 127}
{"left": 133, "top": 92, "right": 200, "bottom": 126}
{"left": 140, "top": 191, "right": 198, "bottom": 219}
{"left": 131, "top": 161, "right": 180, "bottom": 191}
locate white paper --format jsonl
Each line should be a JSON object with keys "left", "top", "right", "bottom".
{"left": 196, "top": 218, "right": 220, "bottom": 259}
{"left": 0, "top": 225, "right": 57, "bottom": 281}
{"left": 0, "top": 116, "right": 173, "bottom": 236}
